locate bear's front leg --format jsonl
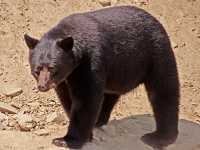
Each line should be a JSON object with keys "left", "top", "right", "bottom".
{"left": 53, "top": 68, "right": 104, "bottom": 149}
{"left": 54, "top": 81, "right": 72, "bottom": 118}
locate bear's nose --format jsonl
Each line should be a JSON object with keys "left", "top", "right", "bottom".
{"left": 37, "top": 66, "right": 51, "bottom": 92}
{"left": 38, "top": 85, "right": 49, "bottom": 92}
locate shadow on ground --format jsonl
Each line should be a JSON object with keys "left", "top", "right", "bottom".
{"left": 0, "top": 115, "right": 200, "bottom": 150}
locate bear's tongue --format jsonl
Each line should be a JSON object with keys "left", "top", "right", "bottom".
{"left": 37, "top": 67, "right": 51, "bottom": 92}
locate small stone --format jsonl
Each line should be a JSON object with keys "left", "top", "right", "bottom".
{"left": 135, "top": 0, "right": 149, "bottom": 5}
{"left": 0, "top": 112, "right": 8, "bottom": 122}
{"left": 192, "top": 28, "right": 196, "bottom": 32}
{"left": 34, "top": 129, "right": 49, "bottom": 136}
{"left": 111, "top": 0, "right": 118, "bottom": 5}
{"left": 0, "top": 112, "right": 8, "bottom": 129}
{"left": 0, "top": 124, "right": 7, "bottom": 130}
{"left": 46, "top": 112, "right": 66, "bottom": 124}
{"left": 32, "top": 87, "right": 39, "bottom": 93}
{"left": 46, "top": 112, "right": 57, "bottom": 123}
{"left": 7, "top": 116, "right": 18, "bottom": 127}
{"left": 98, "top": 0, "right": 111, "bottom": 7}
{"left": 28, "top": 102, "right": 40, "bottom": 107}
{"left": 0, "top": 31, "right": 6, "bottom": 35}
{"left": 172, "top": 41, "right": 178, "bottom": 49}
{"left": 17, "top": 114, "right": 35, "bottom": 131}
{"left": 2, "top": 86, "right": 23, "bottom": 97}
{"left": 180, "top": 42, "right": 186, "bottom": 47}
{"left": 0, "top": 102, "right": 18, "bottom": 114}
{"left": 11, "top": 102, "right": 22, "bottom": 109}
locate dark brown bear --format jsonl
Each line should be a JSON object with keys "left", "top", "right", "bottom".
{"left": 24, "top": 6, "right": 180, "bottom": 149}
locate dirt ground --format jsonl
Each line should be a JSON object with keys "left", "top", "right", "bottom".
{"left": 0, "top": 0, "right": 200, "bottom": 150}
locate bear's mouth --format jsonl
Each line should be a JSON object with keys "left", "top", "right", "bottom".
{"left": 37, "top": 67, "right": 56, "bottom": 92}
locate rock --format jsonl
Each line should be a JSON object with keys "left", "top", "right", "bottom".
{"left": 34, "top": 129, "right": 49, "bottom": 136}
{"left": 172, "top": 41, "right": 178, "bottom": 49}
{"left": 8, "top": 117, "right": 18, "bottom": 127}
{"left": 0, "top": 112, "right": 8, "bottom": 127}
{"left": 0, "top": 124, "right": 7, "bottom": 130}
{"left": 17, "top": 114, "right": 35, "bottom": 131}
{"left": 10, "top": 102, "right": 22, "bottom": 109}
{"left": 98, "top": 0, "right": 111, "bottom": 7}
{"left": 46, "top": 112, "right": 57, "bottom": 123}
{"left": 0, "top": 102, "right": 18, "bottom": 114}
{"left": 192, "top": 28, "right": 196, "bottom": 32}
{"left": 2, "top": 86, "right": 23, "bottom": 97}
{"left": 135, "top": 0, "right": 149, "bottom": 5}
{"left": 180, "top": 42, "right": 186, "bottom": 47}
{"left": 0, "top": 112, "right": 8, "bottom": 122}
{"left": 111, "top": 0, "right": 118, "bottom": 5}
{"left": 0, "top": 112, "right": 8, "bottom": 129}
{"left": 32, "top": 87, "right": 39, "bottom": 93}
{"left": 27, "top": 102, "right": 40, "bottom": 107}
{"left": 18, "top": 107, "right": 31, "bottom": 114}
{"left": 46, "top": 112, "right": 66, "bottom": 124}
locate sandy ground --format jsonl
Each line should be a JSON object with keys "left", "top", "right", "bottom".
{"left": 0, "top": 0, "right": 200, "bottom": 149}
{"left": 0, "top": 115, "right": 200, "bottom": 150}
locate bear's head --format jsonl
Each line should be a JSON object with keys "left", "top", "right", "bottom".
{"left": 24, "top": 34, "right": 76, "bottom": 92}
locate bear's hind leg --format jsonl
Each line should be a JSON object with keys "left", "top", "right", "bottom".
{"left": 142, "top": 73, "right": 180, "bottom": 148}
{"left": 96, "top": 94, "right": 120, "bottom": 127}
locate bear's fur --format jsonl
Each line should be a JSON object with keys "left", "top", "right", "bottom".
{"left": 24, "top": 6, "right": 180, "bottom": 149}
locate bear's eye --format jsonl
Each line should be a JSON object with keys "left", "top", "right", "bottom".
{"left": 31, "top": 70, "right": 39, "bottom": 79}
{"left": 32, "top": 66, "right": 42, "bottom": 78}
{"left": 35, "top": 70, "right": 40, "bottom": 76}
{"left": 48, "top": 67, "right": 57, "bottom": 77}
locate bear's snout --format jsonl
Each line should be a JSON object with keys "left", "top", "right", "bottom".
{"left": 37, "top": 67, "right": 55, "bottom": 92}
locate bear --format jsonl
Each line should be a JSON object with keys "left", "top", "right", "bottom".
{"left": 24, "top": 6, "right": 180, "bottom": 149}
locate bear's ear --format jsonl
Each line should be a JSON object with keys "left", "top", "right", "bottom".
{"left": 57, "top": 37, "right": 74, "bottom": 52}
{"left": 24, "top": 34, "right": 39, "bottom": 50}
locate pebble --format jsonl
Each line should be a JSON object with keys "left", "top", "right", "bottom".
{"left": 111, "top": 0, "right": 118, "bottom": 5}
{"left": 46, "top": 112, "right": 66, "bottom": 124}
{"left": 34, "top": 129, "right": 49, "bottom": 136}
{"left": 0, "top": 102, "right": 18, "bottom": 114}
{"left": 11, "top": 102, "right": 22, "bottom": 109}
{"left": 17, "top": 114, "right": 35, "bottom": 131}
{"left": 135, "top": 0, "right": 149, "bottom": 5}
{"left": 0, "top": 124, "right": 7, "bottom": 130}
{"left": 192, "top": 28, "right": 196, "bottom": 32}
{"left": 172, "top": 41, "right": 178, "bottom": 49}
{"left": 0, "top": 112, "right": 8, "bottom": 129}
{"left": 8, "top": 118, "right": 18, "bottom": 127}
{"left": 98, "top": 0, "right": 111, "bottom": 7}
{"left": 0, "top": 112, "right": 8, "bottom": 122}
{"left": 28, "top": 102, "right": 40, "bottom": 107}
{"left": 2, "top": 86, "right": 23, "bottom": 97}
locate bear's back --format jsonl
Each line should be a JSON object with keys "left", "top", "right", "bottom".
{"left": 55, "top": 6, "right": 163, "bottom": 39}
{"left": 86, "top": 6, "right": 156, "bottom": 28}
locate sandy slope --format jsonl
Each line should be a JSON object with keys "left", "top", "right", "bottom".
{"left": 0, "top": 0, "right": 200, "bottom": 149}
